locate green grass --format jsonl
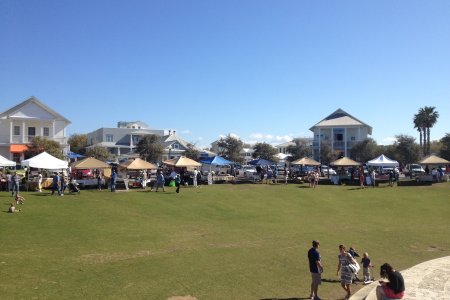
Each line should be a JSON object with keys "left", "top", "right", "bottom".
{"left": 1, "top": 182, "right": 449, "bottom": 300}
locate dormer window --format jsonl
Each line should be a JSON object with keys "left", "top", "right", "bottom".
{"left": 172, "top": 143, "right": 179, "bottom": 149}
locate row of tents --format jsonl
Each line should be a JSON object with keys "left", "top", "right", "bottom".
{"left": 1, "top": 152, "right": 449, "bottom": 174}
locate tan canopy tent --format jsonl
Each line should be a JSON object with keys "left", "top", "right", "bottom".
{"left": 163, "top": 156, "right": 201, "bottom": 167}
{"left": 330, "top": 157, "right": 361, "bottom": 167}
{"left": 419, "top": 155, "right": 450, "bottom": 165}
{"left": 120, "top": 158, "right": 157, "bottom": 170}
{"left": 71, "top": 157, "right": 110, "bottom": 169}
{"left": 291, "top": 157, "right": 320, "bottom": 166}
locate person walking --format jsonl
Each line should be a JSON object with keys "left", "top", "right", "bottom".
{"left": 51, "top": 172, "right": 62, "bottom": 196}
{"left": 110, "top": 169, "right": 117, "bottom": 192}
{"left": 11, "top": 172, "right": 20, "bottom": 197}
{"left": 193, "top": 168, "right": 199, "bottom": 188}
{"left": 155, "top": 170, "right": 165, "bottom": 192}
{"left": 6, "top": 172, "right": 12, "bottom": 193}
{"left": 37, "top": 172, "right": 43, "bottom": 192}
{"left": 308, "top": 240, "right": 323, "bottom": 300}
{"left": 97, "top": 170, "right": 103, "bottom": 190}
{"left": 175, "top": 174, "right": 181, "bottom": 193}
{"left": 337, "top": 244, "right": 358, "bottom": 300}
{"left": 375, "top": 263, "right": 405, "bottom": 299}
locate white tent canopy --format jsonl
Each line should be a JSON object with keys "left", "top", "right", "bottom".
{"left": 21, "top": 152, "right": 68, "bottom": 169}
{"left": 366, "top": 154, "right": 399, "bottom": 167}
{"left": 0, "top": 154, "right": 16, "bottom": 167}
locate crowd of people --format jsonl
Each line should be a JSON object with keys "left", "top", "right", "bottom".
{"left": 308, "top": 240, "right": 405, "bottom": 300}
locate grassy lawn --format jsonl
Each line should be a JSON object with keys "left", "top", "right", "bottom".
{"left": 1, "top": 182, "right": 449, "bottom": 300}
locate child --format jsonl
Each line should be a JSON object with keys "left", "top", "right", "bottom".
{"left": 8, "top": 203, "right": 20, "bottom": 213}
{"left": 361, "top": 252, "right": 374, "bottom": 283}
{"left": 15, "top": 194, "right": 25, "bottom": 205}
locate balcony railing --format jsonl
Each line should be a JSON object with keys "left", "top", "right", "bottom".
{"left": 8, "top": 135, "right": 67, "bottom": 145}
{"left": 312, "top": 140, "right": 363, "bottom": 149}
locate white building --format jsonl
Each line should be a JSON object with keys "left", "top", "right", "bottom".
{"left": 0, "top": 97, "right": 71, "bottom": 163}
{"left": 310, "top": 108, "right": 372, "bottom": 161}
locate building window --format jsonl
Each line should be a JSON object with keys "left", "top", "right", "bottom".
{"left": 13, "top": 153, "right": 20, "bottom": 163}
{"left": 172, "top": 143, "right": 179, "bottom": 149}
{"left": 28, "top": 127, "right": 36, "bottom": 136}
{"left": 336, "top": 134, "right": 343, "bottom": 141}
{"left": 43, "top": 127, "right": 50, "bottom": 137}
{"left": 14, "top": 126, "right": 20, "bottom": 135}
{"left": 106, "top": 134, "right": 114, "bottom": 142}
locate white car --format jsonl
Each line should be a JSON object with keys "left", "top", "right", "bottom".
{"left": 320, "top": 165, "right": 336, "bottom": 176}
{"left": 404, "top": 164, "right": 425, "bottom": 175}
{"left": 235, "top": 165, "right": 257, "bottom": 178}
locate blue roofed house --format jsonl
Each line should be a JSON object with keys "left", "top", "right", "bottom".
{"left": 310, "top": 108, "right": 372, "bottom": 161}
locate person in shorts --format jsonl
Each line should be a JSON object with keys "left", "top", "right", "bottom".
{"left": 308, "top": 240, "right": 323, "bottom": 300}
{"left": 376, "top": 263, "right": 405, "bottom": 299}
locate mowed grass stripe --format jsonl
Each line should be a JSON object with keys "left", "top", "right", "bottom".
{"left": 0, "top": 183, "right": 449, "bottom": 299}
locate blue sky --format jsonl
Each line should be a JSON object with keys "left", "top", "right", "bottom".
{"left": 1, "top": 0, "right": 449, "bottom": 148}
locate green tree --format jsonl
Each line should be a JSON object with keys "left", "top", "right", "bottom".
{"left": 286, "top": 139, "right": 312, "bottom": 161}
{"left": 135, "top": 134, "right": 163, "bottom": 163}
{"left": 440, "top": 133, "right": 450, "bottom": 161}
{"left": 85, "top": 146, "right": 111, "bottom": 161}
{"left": 184, "top": 143, "right": 200, "bottom": 160}
{"left": 24, "top": 136, "right": 63, "bottom": 159}
{"left": 217, "top": 134, "right": 244, "bottom": 164}
{"left": 318, "top": 141, "right": 335, "bottom": 165}
{"left": 392, "top": 134, "right": 421, "bottom": 166}
{"left": 252, "top": 142, "right": 278, "bottom": 162}
{"left": 68, "top": 134, "right": 88, "bottom": 155}
{"left": 349, "top": 138, "right": 381, "bottom": 162}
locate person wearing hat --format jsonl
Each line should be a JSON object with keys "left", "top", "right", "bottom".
{"left": 308, "top": 240, "right": 323, "bottom": 300}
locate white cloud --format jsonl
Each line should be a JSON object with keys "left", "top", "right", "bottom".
{"left": 382, "top": 137, "right": 397, "bottom": 145}
{"left": 247, "top": 133, "right": 293, "bottom": 144}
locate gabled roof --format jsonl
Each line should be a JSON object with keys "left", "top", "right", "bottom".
{"left": 309, "top": 108, "right": 372, "bottom": 134}
{"left": 160, "top": 134, "right": 197, "bottom": 150}
{"left": 0, "top": 96, "right": 71, "bottom": 123}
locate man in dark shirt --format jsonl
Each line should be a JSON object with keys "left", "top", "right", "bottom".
{"left": 308, "top": 240, "right": 323, "bottom": 300}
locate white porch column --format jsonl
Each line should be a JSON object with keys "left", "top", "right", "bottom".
{"left": 10, "top": 120, "right": 13, "bottom": 143}
{"left": 344, "top": 128, "right": 348, "bottom": 157}
{"left": 52, "top": 121, "right": 56, "bottom": 139}
{"left": 331, "top": 128, "right": 334, "bottom": 154}
{"left": 22, "top": 121, "right": 26, "bottom": 143}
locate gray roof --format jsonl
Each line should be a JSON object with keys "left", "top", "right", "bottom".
{"left": 309, "top": 108, "right": 372, "bottom": 134}
{"left": 0, "top": 96, "right": 71, "bottom": 123}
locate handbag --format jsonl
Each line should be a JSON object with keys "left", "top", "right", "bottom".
{"left": 347, "top": 256, "right": 360, "bottom": 274}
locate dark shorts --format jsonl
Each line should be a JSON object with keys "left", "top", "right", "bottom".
{"left": 311, "top": 272, "right": 321, "bottom": 285}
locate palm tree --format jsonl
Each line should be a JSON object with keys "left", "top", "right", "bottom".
{"left": 413, "top": 113, "right": 425, "bottom": 155}
{"left": 416, "top": 106, "right": 439, "bottom": 156}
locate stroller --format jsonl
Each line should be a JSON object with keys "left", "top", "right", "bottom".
{"left": 68, "top": 180, "right": 81, "bottom": 194}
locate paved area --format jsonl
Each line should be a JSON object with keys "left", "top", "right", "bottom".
{"left": 350, "top": 256, "right": 450, "bottom": 300}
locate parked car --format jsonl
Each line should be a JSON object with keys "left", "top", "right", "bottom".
{"left": 404, "top": 164, "right": 425, "bottom": 176}
{"left": 320, "top": 165, "right": 336, "bottom": 176}
{"left": 235, "top": 165, "right": 257, "bottom": 178}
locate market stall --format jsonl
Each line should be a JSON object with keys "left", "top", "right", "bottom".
{"left": 119, "top": 158, "right": 156, "bottom": 188}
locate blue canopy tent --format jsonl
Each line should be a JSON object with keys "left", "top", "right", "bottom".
{"left": 248, "top": 158, "right": 274, "bottom": 166}
{"left": 68, "top": 151, "right": 86, "bottom": 160}
{"left": 200, "top": 156, "right": 232, "bottom": 165}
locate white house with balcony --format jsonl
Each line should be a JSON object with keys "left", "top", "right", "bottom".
{"left": 0, "top": 97, "right": 71, "bottom": 163}
{"left": 86, "top": 121, "right": 167, "bottom": 157}
{"left": 310, "top": 108, "right": 372, "bottom": 161}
